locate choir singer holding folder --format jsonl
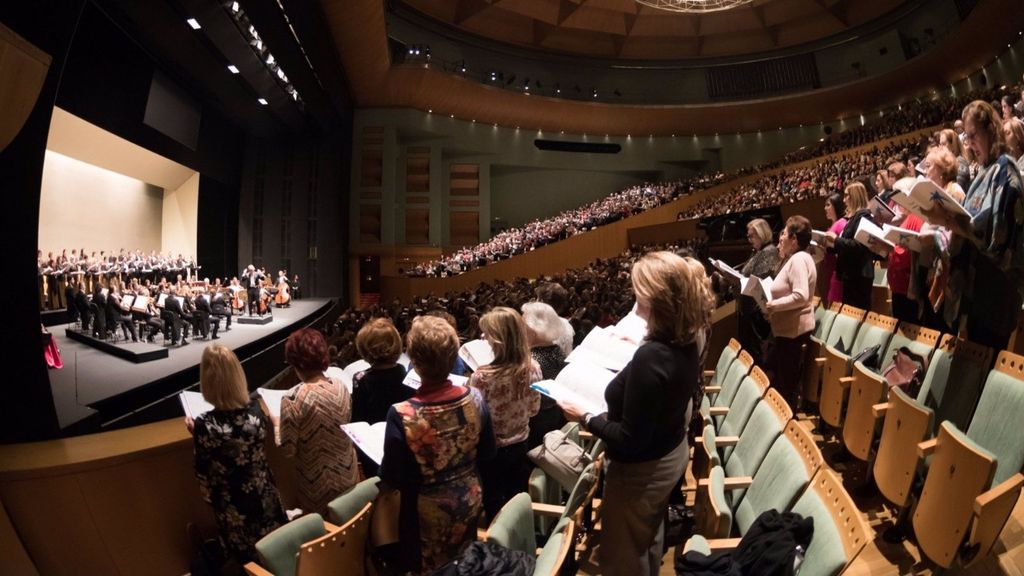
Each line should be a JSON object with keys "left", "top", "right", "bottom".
{"left": 824, "top": 182, "right": 879, "bottom": 311}
{"left": 559, "top": 252, "right": 703, "bottom": 576}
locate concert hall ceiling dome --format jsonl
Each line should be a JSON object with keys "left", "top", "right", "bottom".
{"left": 396, "top": 0, "right": 910, "bottom": 60}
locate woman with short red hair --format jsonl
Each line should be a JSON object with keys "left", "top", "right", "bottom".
{"left": 279, "top": 327, "right": 359, "bottom": 515}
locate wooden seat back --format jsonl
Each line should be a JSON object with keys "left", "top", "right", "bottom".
{"left": 873, "top": 386, "right": 934, "bottom": 508}
{"left": 296, "top": 502, "right": 373, "bottom": 576}
{"left": 820, "top": 311, "right": 896, "bottom": 427}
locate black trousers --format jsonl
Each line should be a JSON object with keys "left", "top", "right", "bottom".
{"left": 767, "top": 331, "right": 812, "bottom": 411}
{"left": 890, "top": 293, "right": 919, "bottom": 324}
{"left": 247, "top": 287, "right": 259, "bottom": 315}
{"left": 840, "top": 276, "right": 872, "bottom": 311}
{"left": 480, "top": 440, "right": 532, "bottom": 521}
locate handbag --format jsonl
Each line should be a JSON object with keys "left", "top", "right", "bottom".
{"left": 527, "top": 428, "right": 591, "bottom": 492}
{"left": 851, "top": 344, "right": 881, "bottom": 371}
{"left": 882, "top": 347, "right": 927, "bottom": 395}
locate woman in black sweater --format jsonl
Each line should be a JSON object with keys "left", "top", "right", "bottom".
{"left": 560, "top": 251, "right": 704, "bottom": 576}
{"left": 825, "top": 182, "right": 880, "bottom": 311}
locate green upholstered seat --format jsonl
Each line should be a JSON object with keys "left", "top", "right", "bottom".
{"left": 966, "top": 370, "right": 1024, "bottom": 486}
{"left": 722, "top": 400, "right": 786, "bottom": 483}
{"left": 486, "top": 492, "right": 536, "bottom": 554}
{"left": 732, "top": 435, "right": 810, "bottom": 533}
{"left": 791, "top": 485, "right": 848, "bottom": 576}
{"left": 533, "top": 517, "right": 572, "bottom": 575}
{"left": 327, "top": 477, "right": 380, "bottom": 526}
{"left": 254, "top": 513, "right": 327, "bottom": 576}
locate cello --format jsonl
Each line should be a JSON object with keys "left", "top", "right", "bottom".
{"left": 275, "top": 277, "right": 291, "bottom": 307}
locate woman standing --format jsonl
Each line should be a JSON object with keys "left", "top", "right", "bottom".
{"left": 380, "top": 316, "right": 496, "bottom": 573}
{"left": 822, "top": 193, "right": 848, "bottom": 306}
{"left": 939, "top": 128, "right": 973, "bottom": 193}
{"left": 189, "top": 344, "right": 285, "bottom": 566}
{"left": 928, "top": 101, "right": 1024, "bottom": 350}
{"left": 560, "top": 252, "right": 702, "bottom": 576}
{"left": 738, "top": 218, "right": 778, "bottom": 364}
{"left": 469, "top": 307, "right": 542, "bottom": 520}
{"left": 521, "top": 301, "right": 568, "bottom": 448}
{"left": 766, "top": 216, "right": 818, "bottom": 409}
{"left": 1003, "top": 117, "right": 1024, "bottom": 173}
{"left": 825, "top": 182, "right": 878, "bottom": 311}
{"left": 279, "top": 328, "right": 359, "bottom": 516}
{"left": 351, "top": 318, "right": 413, "bottom": 425}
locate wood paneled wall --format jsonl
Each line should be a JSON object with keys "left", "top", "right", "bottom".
{"left": 404, "top": 146, "right": 431, "bottom": 244}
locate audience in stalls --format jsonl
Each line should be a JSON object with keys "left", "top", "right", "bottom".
{"left": 379, "top": 316, "right": 496, "bottom": 573}
{"left": 278, "top": 328, "right": 359, "bottom": 517}
{"left": 187, "top": 344, "right": 286, "bottom": 568}
{"left": 469, "top": 307, "right": 542, "bottom": 520}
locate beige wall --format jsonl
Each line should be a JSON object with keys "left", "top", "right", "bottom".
{"left": 161, "top": 171, "right": 199, "bottom": 258}
{"left": 38, "top": 150, "right": 163, "bottom": 255}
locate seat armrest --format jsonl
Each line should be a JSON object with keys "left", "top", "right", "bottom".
{"left": 974, "top": 473, "right": 1024, "bottom": 514}
{"left": 703, "top": 370, "right": 715, "bottom": 382}
{"left": 579, "top": 430, "right": 594, "bottom": 440}
{"left": 697, "top": 476, "right": 753, "bottom": 490}
{"left": 839, "top": 376, "right": 855, "bottom": 389}
{"left": 244, "top": 563, "right": 275, "bottom": 576}
{"left": 917, "top": 438, "right": 938, "bottom": 458}
{"left": 531, "top": 502, "right": 566, "bottom": 518}
{"left": 705, "top": 385, "right": 722, "bottom": 394}
{"left": 815, "top": 357, "right": 826, "bottom": 366}
{"left": 708, "top": 407, "right": 729, "bottom": 416}
{"left": 705, "top": 537, "right": 744, "bottom": 552}
{"left": 713, "top": 436, "right": 740, "bottom": 447}
{"left": 871, "top": 402, "right": 890, "bottom": 418}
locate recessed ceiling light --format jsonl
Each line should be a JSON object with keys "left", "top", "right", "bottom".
{"left": 428, "top": 109, "right": 432, "bottom": 113}
{"left": 258, "top": 98, "right": 268, "bottom": 105}
{"left": 187, "top": 18, "right": 200, "bottom": 30}
{"left": 227, "top": 65, "right": 239, "bottom": 74}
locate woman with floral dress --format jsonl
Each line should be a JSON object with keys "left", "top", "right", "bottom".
{"left": 189, "top": 344, "right": 285, "bottom": 566}
{"left": 380, "top": 316, "right": 496, "bottom": 573}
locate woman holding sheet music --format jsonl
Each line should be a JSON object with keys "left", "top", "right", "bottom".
{"left": 560, "top": 251, "right": 702, "bottom": 576}
{"left": 926, "top": 100, "right": 1024, "bottom": 350}
{"left": 521, "top": 301, "right": 569, "bottom": 448}
{"left": 469, "top": 307, "right": 542, "bottom": 520}
{"left": 279, "top": 328, "right": 359, "bottom": 516}
{"left": 188, "top": 344, "right": 285, "bottom": 567}
{"left": 379, "top": 316, "right": 496, "bottom": 573}
{"left": 824, "top": 182, "right": 878, "bottom": 311}
{"left": 765, "top": 216, "right": 818, "bottom": 409}
{"left": 738, "top": 218, "right": 778, "bottom": 365}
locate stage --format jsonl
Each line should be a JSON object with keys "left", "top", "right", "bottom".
{"left": 46, "top": 298, "right": 337, "bottom": 433}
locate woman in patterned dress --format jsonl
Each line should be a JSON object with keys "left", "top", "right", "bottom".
{"left": 470, "top": 306, "right": 542, "bottom": 520}
{"left": 189, "top": 344, "right": 285, "bottom": 566}
{"left": 279, "top": 328, "right": 359, "bottom": 516}
{"left": 380, "top": 316, "right": 496, "bottom": 573}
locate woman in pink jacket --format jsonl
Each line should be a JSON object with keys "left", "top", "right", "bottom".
{"left": 765, "top": 216, "right": 818, "bottom": 409}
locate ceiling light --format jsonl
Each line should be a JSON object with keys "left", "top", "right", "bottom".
{"left": 231, "top": 2, "right": 240, "bottom": 13}
{"left": 634, "top": 0, "right": 754, "bottom": 13}
{"left": 227, "top": 65, "right": 239, "bottom": 74}
{"left": 258, "top": 98, "right": 268, "bottom": 105}
{"left": 266, "top": 54, "right": 275, "bottom": 65}
{"left": 187, "top": 18, "right": 201, "bottom": 29}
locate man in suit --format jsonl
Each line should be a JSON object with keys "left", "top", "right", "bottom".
{"left": 193, "top": 289, "right": 216, "bottom": 339}
{"left": 241, "top": 265, "right": 263, "bottom": 316}
{"left": 91, "top": 285, "right": 107, "bottom": 339}
{"left": 107, "top": 289, "right": 138, "bottom": 342}
{"left": 74, "top": 283, "right": 90, "bottom": 333}
{"left": 162, "top": 289, "right": 187, "bottom": 346}
{"left": 211, "top": 288, "right": 231, "bottom": 333}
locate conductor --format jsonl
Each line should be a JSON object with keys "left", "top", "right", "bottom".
{"left": 241, "top": 265, "right": 264, "bottom": 316}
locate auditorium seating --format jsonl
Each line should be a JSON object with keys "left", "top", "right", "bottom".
{"left": 700, "top": 349, "right": 754, "bottom": 425}
{"left": 802, "top": 302, "right": 856, "bottom": 405}
{"left": 485, "top": 493, "right": 577, "bottom": 575}
{"left": 245, "top": 504, "right": 372, "bottom": 576}
{"left": 819, "top": 310, "right": 896, "bottom": 429}
{"left": 912, "top": 351, "right": 1024, "bottom": 569}
{"left": 697, "top": 388, "right": 792, "bottom": 489}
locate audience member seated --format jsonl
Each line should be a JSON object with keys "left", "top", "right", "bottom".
{"left": 279, "top": 328, "right": 359, "bottom": 516}
{"left": 379, "top": 316, "right": 496, "bottom": 573}
{"left": 187, "top": 344, "right": 286, "bottom": 568}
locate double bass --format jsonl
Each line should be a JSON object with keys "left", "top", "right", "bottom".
{"left": 275, "top": 277, "right": 291, "bottom": 307}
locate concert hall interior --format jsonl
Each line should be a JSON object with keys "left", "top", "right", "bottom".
{"left": 4, "top": 0, "right": 1024, "bottom": 574}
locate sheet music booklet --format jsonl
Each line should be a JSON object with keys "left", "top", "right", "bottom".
{"left": 402, "top": 369, "right": 469, "bottom": 390}
{"left": 708, "top": 258, "right": 744, "bottom": 285}
{"left": 740, "top": 274, "right": 774, "bottom": 314}
{"left": 459, "top": 339, "right": 495, "bottom": 372}
{"left": 565, "top": 326, "right": 638, "bottom": 372}
{"left": 882, "top": 224, "right": 924, "bottom": 252}
{"left": 531, "top": 360, "right": 616, "bottom": 415}
{"left": 179, "top": 390, "right": 214, "bottom": 420}
{"left": 333, "top": 354, "right": 412, "bottom": 393}
{"left": 340, "top": 421, "right": 388, "bottom": 465}
{"left": 888, "top": 177, "right": 971, "bottom": 224}
{"left": 854, "top": 218, "right": 895, "bottom": 257}
{"left": 256, "top": 385, "right": 301, "bottom": 422}
{"left": 867, "top": 196, "right": 896, "bottom": 225}
{"left": 609, "top": 304, "right": 647, "bottom": 344}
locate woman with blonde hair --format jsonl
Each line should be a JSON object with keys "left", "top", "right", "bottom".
{"left": 560, "top": 252, "right": 701, "bottom": 576}
{"left": 469, "top": 306, "right": 541, "bottom": 519}
{"left": 189, "top": 344, "right": 285, "bottom": 567}
{"left": 939, "top": 127, "right": 972, "bottom": 192}
{"left": 825, "top": 182, "right": 879, "bottom": 310}
{"left": 738, "top": 218, "right": 778, "bottom": 364}
{"left": 380, "top": 316, "right": 496, "bottom": 573}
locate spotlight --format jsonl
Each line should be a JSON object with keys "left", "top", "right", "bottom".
{"left": 231, "top": 2, "right": 239, "bottom": 13}
{"left": 227, "top": 64, "right": 239, "bottom": 74}
{"left": 187, "top": 18, "right": 201, "bottom": 29}
{"left": 266, "top": 53, "right": 275, "bottom": 65}
{"left": 258, "top": 98, "right": 268, "bottom": 105}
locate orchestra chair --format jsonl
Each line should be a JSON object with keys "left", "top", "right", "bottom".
{"left": 704, "top": 338, "right": 743, "bottom": 397}
{"left": 700, "top": 350, "right": 754, "bottom": 427}
{"left": 801, "top": 301, "right": 849, "bottom": 405}
{"left": 694, "top": 421, "right": 821, "bottom": 539}
{"left": 691, "top": 367, "right": 771, "bottom": 480}
{"left": 872, "top": 337, "right": 992, "bottom": 531}
{"left": 841, "top": 323, "right": 941, "bottom": 462}
{"left": 819, "top": 311, "right": 895, "bottom": 430}
{"left": 695, "top": 388, "right": 792, "bottom": 489}
{"left": 912, "top": 350, "right": 1024, "bottom": 569}
{"left": 244, "top": 505, "right": 373, "bottom": 576}
{"left": 685, "top": 468, "right": 871, "bottom": 576}
{"left": 485, "top": 493, "right": 578, "bottom": 576}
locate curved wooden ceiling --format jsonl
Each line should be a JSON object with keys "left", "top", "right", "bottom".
{"left": 397, "top": 0, "right": 909, "bottom": 60}
{"left": 321, "top": 0, "right": 1024, "bottom": 135}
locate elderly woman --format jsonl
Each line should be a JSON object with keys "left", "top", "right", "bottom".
{"left": 521, "top": 301, "right": 569, "bottom": 448}
{"left": 1004, "top": 117, "right": 1024, "bottom": 173}
{"left": 927, "top": 101, "right": 1024, "bottom": 350}
{"left": 825, "top": 182, "right": 878, "bottom": 311}
{"left": 738, "top": 218, "right": 778, "bottom": 364}
{"left": 766, "top": 216, "right": 818, "bottom": 409}
{"left": 189, "top": 344, "right": 285, "bottom": 566}
{"left": 279, "top": 328, "right": 359, "bottom": 516}
{"left": 380, "top": 316, "right": 496, "bottom": 573}
{"left": 560, "top": 252, "right": 701, "bottom": 576}
{"left": 351, "top": 318, "right": 413, "bottom": 425}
